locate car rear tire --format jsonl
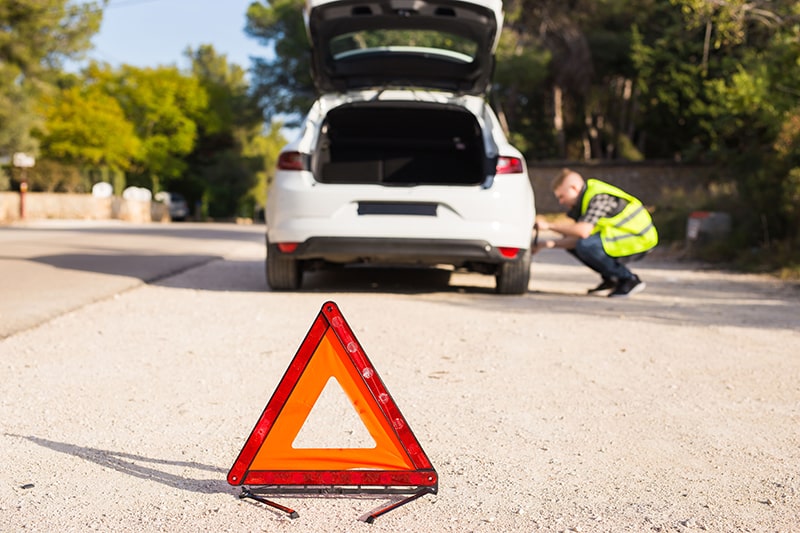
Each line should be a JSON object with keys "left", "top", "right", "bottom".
{"left": 266, "top": 242, "right": 303, "bottom": 290}
{"left": 495, "top": 248, "right": 531, "bottom": 295}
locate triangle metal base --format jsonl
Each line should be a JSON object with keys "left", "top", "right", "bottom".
{"left": 238, "top": 485, "right": 436, "bottom": 523}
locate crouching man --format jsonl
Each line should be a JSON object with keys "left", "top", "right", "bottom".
{"left": 534, "top": 168, "right": 658, "bottom": 298}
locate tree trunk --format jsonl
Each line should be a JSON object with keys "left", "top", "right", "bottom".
{"left": 553, "top": 85, "right": 565, "bottom": 158}
{"left": 585, "top": 109, "right": 599, "bottom": 160}
{"left": 702, "top": 20, "right": 712, "bottom": 76}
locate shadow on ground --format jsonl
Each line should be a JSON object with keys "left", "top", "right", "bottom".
{"left": 6, "top": 434, "right": 232, "bottom": 496}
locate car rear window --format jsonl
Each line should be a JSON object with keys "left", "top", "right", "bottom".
{"left": 329, "top": 29, "right": 478, "bottom": 62}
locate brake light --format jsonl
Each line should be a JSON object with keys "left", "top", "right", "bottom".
{"left": 277, "top": 243, "right": 299, "bottom": 253}
{"left": 496, "top": 156, "right": 524, "bottom": 174}
{"left": 498, "top": 247, "right": 520, "bottom": 258}
{"left": 277, "top": 151, "right": 308, "bottom": 171}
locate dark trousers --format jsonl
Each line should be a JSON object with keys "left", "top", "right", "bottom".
{"left": 568, "top": 234, "right": 647, "bottom": 281}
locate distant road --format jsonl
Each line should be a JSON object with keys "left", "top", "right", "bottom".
{"left": 0, "top": 220, "right": 265, "bottom": 338}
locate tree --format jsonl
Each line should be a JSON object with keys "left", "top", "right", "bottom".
{"left": 671, "top": 0, "right": 800, "bottom": 247}
{"left": 630, "top": 4, "right": 711, "bottom": 160}
{"left": 775, "top": 109, "right": 800, "bottom": 244}
{"left": 101, "top": 64, "right": 208, "bottom": 193}
{"left": 492, "top": 18, "right": 553, "bottom": 158}
{"left": 245, "top": 0, "right": 314, "bottom": 124}
{"left": 183, "top": 45, "right": 280, "bottom": 218}
{"left": 30, "top": 74, "right": 141, "bottom": 192}
{"left": 246, "top": 120, "right": 285, "bottom": 219}
{"left": 0, "top": 0, "right": 103, "bottom": 160}
{"left": 36, "top": 78, "right": 141, "bottom": 171}
{"left": 499, "top": 0, "right": 657, "bottom": 160}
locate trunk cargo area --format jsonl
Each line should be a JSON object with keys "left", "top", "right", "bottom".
{"left": 314, "top": 104, "right": 488, "bottom": 185}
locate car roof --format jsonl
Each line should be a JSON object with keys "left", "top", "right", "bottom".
{"left": 305, "top": 0, "right": 503, "bottom": 95}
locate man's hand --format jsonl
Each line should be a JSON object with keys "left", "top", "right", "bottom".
{"left": 531, "top": 238, "right": 556, "bottom": 255}
{"left": 536, "top": 215, "right": 594, "bottom": 239}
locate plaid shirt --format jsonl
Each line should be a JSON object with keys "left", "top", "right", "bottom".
{"left": 568, "top": 187, "right": 628, "bottom": 225}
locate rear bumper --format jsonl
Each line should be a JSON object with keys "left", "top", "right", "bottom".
{"left": 278, "top": 237, "right": 523, "bottom": 266}
{"left": 265, "top": 172, "right": 536, "bottom": 251}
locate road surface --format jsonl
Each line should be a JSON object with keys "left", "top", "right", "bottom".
{"left": 1, "top": 220, "right": 798, "bottom": 532}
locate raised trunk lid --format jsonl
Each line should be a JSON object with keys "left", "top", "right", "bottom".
{"left": 305, "top": 0, "right": 503, "bottom": 95}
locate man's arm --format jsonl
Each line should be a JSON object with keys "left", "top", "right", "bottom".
{"left": 536, "top": 216, "right": 595, "bottom": 239}
{"left": 532, "top": 193, "right": 617, "bottom": 253}
{"left": 532, "top": 218, "right": 587, "bottom": 253}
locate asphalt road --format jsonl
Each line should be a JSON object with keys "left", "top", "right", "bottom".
{"left": 0, "top": 220, "right": 266, "bottom": 339}
{"left": 1, "top": 220, "right": 798, "bottom": 532}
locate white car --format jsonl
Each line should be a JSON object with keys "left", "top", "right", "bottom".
{"left": 265, "top": 0, "right": 535, "bottom": 294}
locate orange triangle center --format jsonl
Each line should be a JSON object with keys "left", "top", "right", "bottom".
{"left": 250, "top": 329, "right": 415, "bottom": 471}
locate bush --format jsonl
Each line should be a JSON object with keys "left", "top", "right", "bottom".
{"left": 24, "top": 160, "right": 89, "bottom": 192}
{"left": 0, "top": 167, "right": 9, "bottom": 191}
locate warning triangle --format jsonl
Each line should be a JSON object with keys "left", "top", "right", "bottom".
{"left": 227, "top": 301, "right": 437, "bottom": 491}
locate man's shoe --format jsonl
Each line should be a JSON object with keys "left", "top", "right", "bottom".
{"left": 608, "top": 275, "right": 645, "bottom": 298}
{"left": 588, "top": 278, "right": 616, "bottom": 294}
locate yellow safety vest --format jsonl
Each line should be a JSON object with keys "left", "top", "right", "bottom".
{"left": 581, "top": 179, "right": 659, "bottom": 257}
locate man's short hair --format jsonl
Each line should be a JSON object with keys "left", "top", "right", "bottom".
{"left": 552, "top": 168, "right": 578, "bottom": 190}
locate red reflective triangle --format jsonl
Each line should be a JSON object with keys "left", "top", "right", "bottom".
{"left": 227, "top": 301, "right": 437, "bottom": 489}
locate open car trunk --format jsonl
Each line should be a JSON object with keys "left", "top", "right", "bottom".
{"left": 314, "top": 104, "right": 491, "bottom": 186}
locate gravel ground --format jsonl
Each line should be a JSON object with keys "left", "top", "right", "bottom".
{"left": 1, "top": 228, "right": 799, "bottom": 532}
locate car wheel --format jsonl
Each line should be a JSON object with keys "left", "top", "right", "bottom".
{"left": 266, "top": 242, "right": 303, "bottom": 290}
{"left": 495, "top": 248, "right": 531, "bottom": 295}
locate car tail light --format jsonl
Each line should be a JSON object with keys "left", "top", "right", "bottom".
{"left": 498, "top": 247, "right": 521, "bottom": 258}
{"left": 277, "top": 151, "right": 308, "bottom": 171}
{"left": 496, "top": 156, "right": 524, "bottom": 174}
{"left": 277, "top": 243, "right": 300, "bottom": 253}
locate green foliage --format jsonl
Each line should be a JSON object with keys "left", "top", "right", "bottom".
{"left": 781, "top": 167, "right": 800, "bottom": 226}
{"left": 0, "top": 167, "right": 10, "bottom": 191}
{"left": 630, "top": 14, "right": 711, "bottom": 160}
{"left": 700, "top": 11, "right": 800, "bottom": 246}
{"left": 246, "top": 0, "right": 313, "bottom": 123}
{"left": 239, "top": 121, "right": 285, "bottom": 219}
{"left": 0, "top": 0, "right": 102, "bottom": 73}
{"left": 774, "top": 112, "right": 800, "bottom": 243}
{"left": 36, "top": 81, "right": 141, "bottom": 172}
{"left": 0, "top": 83, "right": 38, "bottom": 157}
{"left": 188, "top": 45, "right": 256, "bottom": 136}
{"left": 0, "top": 0, "right": 102, "bottom": 157}
{"left": 181, "top": 45, "right": 283, "bottom": 219}
{"left": 492, "top": 31, "right": 553, "bottom": 157}
{"left": 625, "top": 0, "right": 800, "bottom": 254}
{"left": 105, "top": 64, "right": 208, "bottom": 192}
{"left": 24, "top": 159, "right": 88, "bottom": 193}
{"left": 670, "top": 0, "right": 782, "bottom": 49}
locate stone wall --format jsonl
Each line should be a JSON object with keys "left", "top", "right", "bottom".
{"left": 0, "top": 192, "right": 169, "bottom": 224}
{"left": 0, "top": 192, "right": 19, "bottom": 222}
{"left": 1, "top": 162, "right": 718, "bottom": 223}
